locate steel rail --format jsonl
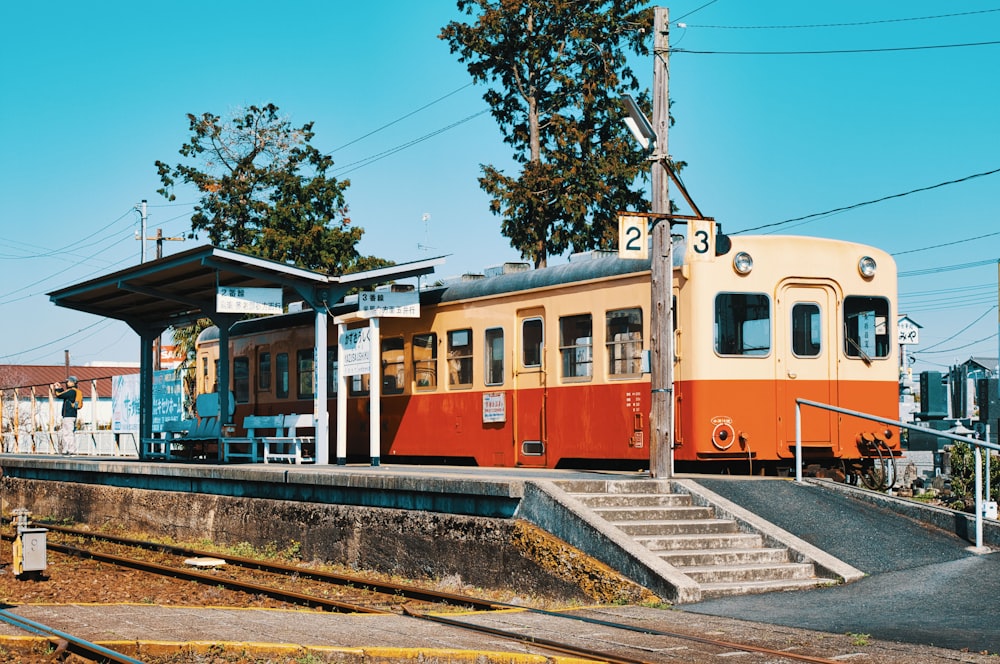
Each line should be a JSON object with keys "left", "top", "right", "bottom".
{"left": 404, "top": 607, "right": 847, "bottom": 664}
{"left": 39, "top": 523, "right": 504, "bottom": 610}
{"left": 33, "top": 538, "right": 391, "bottom": 614}
{"left": 0, "top": 609, "right": 144, "bottom": 664}
{"left": 35, "top": 526, "right": 850, "bottom": 663}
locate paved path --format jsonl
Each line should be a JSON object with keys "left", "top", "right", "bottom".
{"left": 684, "top": 479, "right": 1000, "bottom": 653}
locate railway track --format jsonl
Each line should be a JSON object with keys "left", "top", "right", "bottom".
{"left": 4, "top": 524, "right": 857, "bottom": 663}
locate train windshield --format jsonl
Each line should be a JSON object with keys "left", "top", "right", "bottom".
{"left": 844, "top": 296, "right": 891, "bottom": 361}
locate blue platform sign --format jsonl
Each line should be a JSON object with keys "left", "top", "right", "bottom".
{"left": 152, "top": 369, "right": 183, "bottom": 430}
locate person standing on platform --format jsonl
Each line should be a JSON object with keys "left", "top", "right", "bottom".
{"left": 53, "top": 376, "right": 83, "bottom": 454}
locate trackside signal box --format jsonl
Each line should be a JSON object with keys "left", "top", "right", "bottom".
{"left": 11, "top": 509, "right": 47, "bottom": 578}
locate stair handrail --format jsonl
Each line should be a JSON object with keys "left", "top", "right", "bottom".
{"left": 795, "top": 398, "right": 998, "bottom": 551}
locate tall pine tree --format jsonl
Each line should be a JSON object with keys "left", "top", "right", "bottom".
{"left": 442, "top": 1, "right": 653, "bottom": 267}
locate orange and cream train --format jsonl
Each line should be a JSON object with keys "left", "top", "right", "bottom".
{"left": 195, "top": 232, "right": 900, "bottom": 478}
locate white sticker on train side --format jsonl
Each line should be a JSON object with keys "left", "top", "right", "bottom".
{"left": 483, "top": 392, "right": 506, "bottom": 423}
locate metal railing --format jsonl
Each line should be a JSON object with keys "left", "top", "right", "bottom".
{"left": 795, "top": 398, "right": 999, "bottom": 551}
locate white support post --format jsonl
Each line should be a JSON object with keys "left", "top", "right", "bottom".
{"left": 795, "top": 400, "right": 803, "bottom": 483}
{"left": 974, "top": 444, "right": 984, "bottom": 550}
{"left": 336, "top": 322, "right": 348, "bottom": 465}
{"left": 369, "top": 318, "right": 381, "bottom": 466}
{"left": 314, "top": 308, "right": 329, "bottom": 465}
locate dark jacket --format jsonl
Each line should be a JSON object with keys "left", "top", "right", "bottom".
{"left": 55, "top": 387, "right": 82, "bottom": 418}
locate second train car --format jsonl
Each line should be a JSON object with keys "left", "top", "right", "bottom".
{"left": 195, "top": 232, "right": 900, "bottom": 481}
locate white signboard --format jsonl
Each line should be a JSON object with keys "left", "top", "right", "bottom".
{"left": 359, "top": 291, "right": 420, "bottom": 318}
{"left": 217, "top": 287, "right": 282, "bottom": 314}
{"left": 686, "top": 219, "right": 715, "bottom": 263}
{"left": 897, "top": 317, "right": 920, "bottom": 345}
{"left": 340, "top": 327, "right": 372, "bottom": 377}
{"left": 618, "top": 214, "right": 648, "bottom": 260}
{"left": 112, "top": 373, "right": 140, "bottom": 433}
{"left": 483, "top": 392, "right": 506, "bottom": 423}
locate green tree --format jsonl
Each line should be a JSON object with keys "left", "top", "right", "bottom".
{"left": 156, "top": 104, "right": 391, "bottom": 389}
{"left": 441, "top": 0, "right": 653, "bottom": 267}
{"left": 155, "top": 103, "right": 388, "bottom": 274}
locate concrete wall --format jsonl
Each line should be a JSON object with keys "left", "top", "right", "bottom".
{"left": 1, "top": 476, "right": 652, "bottom": 605}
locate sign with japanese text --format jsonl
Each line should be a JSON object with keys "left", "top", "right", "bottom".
{"left": 359, "top": 291, "right": 420, "bottom": 318}
{"left": 340, "top": 327, "right": 372, "bottom": 377}
{"left": 897, "top": 317, "right": 920, "bottom": 345}
{"left": 482, "top": 392, "right": 506, "bottom": 423}
{"left": 112, "top": 373, "right": 139, "bottom": 433}
{"left": 216, "top": 287, "right": 282, "bottom": 314}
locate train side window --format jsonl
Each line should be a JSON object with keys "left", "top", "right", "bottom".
{"left": 276, "top": 352, "right": 289, "bottom": 399}
{"left": 844, "top": 296, "right": 890, "bottom": 360}
{"left": 382, "top": 337, "right": 405, "bottom": 395}
{"left": 559, "top": 314, "right": 593, "bottom": 380}
{"left": 233, "top": 357, "right": 250, "bottom": 403}
{"left": 448, "top": 328, "right": 473, "bottom": 387}
{"left": 485, "top": 327, "right": 504, "bottom": 386}
{"left": 522, "top": 318, "right": 543, "bottom": 368}
{"left": 607, "top": 308, "right": 643, "bottom": 376}
{"left": 349, "top": 374, "right": 370, "bottom": 396}
{"left": 412, "top": 332, "right": 437, "bottom": 390}
{"left": 791, "top": 303, "right": 822, "bottom": 357}
{"left": 715, "top": 293, "right": 771, "bottom": 356}
{"left": 297, "top": 349, "right": 315, "bottom": 399}
{"left": 327, "top": 346, "right": 338, "bottom": 395}
{"left": 258, "top": 351, "right": 271, "bottom": 391}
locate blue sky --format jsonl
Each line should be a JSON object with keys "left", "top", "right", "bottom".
{"left": 1, "top": 1, "right": 997, "bottom": 376}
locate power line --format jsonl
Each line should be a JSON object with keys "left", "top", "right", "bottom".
{"left": 892, "top": 230, "right": 1000, "bottom": 256}
{"left": 683, "top": 8, "right": 1000, "bottom": 30}
{"left": 734, "top": 167, "right": 1000, "bottom": 234}
{"left": 670, "top": 40, "right": 1000, "bottom": 55}
{"left": 912, "top": 331, "right": 998, "bottom": 356}
{"left": 899, "top": 258, "right": 997, "bottom": 278}
{"left": 673, "top": 0, "right": 721, "bottom": 24}
{"left": 328, "top": 83, "right": 475, "bottom": 154}
{"left": 0, "top": 320, "right": 110, "bottom": 361}
{"left": 333, "top": 109, "right": 492, "bottom": 175}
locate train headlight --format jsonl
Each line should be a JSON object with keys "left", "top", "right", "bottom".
{"left": 733, "top": 252, "right": 753, "bottom": 275}
{"left": 858, "top": 256, "right": 877, "bottom": 279}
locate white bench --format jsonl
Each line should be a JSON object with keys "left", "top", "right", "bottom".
{"left": 221, "top": 414, "right": 284, "bottom": 463}
{"left": 262, "top": 414, "right": 316, "bottom": 464}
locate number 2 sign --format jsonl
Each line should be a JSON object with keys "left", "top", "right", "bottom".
{"left": 618, "top": 214, "right": 648, "bottom": 260}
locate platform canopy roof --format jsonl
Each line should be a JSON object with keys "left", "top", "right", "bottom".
{"left": 48, "top": 244, "right": 445, "bottom": 332}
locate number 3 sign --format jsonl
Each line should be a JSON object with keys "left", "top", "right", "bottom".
{"left": 687, "top": 219, "right": 715, "bottom": 263}
{"left": 618, "top": 214, "right": 648, "bottom": 260}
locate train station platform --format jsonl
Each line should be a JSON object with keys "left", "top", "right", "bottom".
{"left": 0, "top": 455, "right": 998, "bottom": 654}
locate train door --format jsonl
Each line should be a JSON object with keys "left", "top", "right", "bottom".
{"left": 514, "top": 308, "right": 547, "bottom": 466}
{"left": 775, "top": 282, "right": 839, "bottom": 454}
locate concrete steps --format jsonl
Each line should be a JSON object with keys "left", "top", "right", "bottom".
{"left": 560, "top": 479, "right": 830, "bottom": 599}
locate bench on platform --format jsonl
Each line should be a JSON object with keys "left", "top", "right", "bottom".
{"left": 141, "top": 420, "right": 193, "bottom": 459}
{"left": 141, "top": 393, "right": 232, "bottom": 461}
{"left": 261, "top": 413, "right": 316, "bottom": 464}
{"left": 220, "top": 414, "right": 285, "bottom": 463}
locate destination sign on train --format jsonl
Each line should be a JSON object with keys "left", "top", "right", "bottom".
{"left": 358, "top": 291, "right": 420, "bottom": 318}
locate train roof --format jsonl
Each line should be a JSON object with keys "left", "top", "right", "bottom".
{"left": 423, "top": 251, "right": 653, "bottom": 305}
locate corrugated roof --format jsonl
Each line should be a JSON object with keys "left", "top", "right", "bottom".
{"left": 0, "top": 365, "right": 140, "bottom": 398}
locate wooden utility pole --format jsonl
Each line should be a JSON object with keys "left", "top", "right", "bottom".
{"left": 649, "top": 7, "right": 673, "bottom": 478}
